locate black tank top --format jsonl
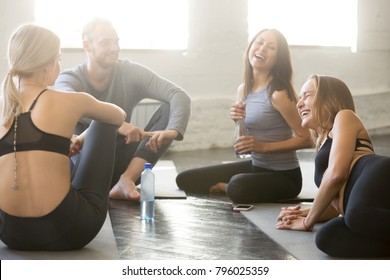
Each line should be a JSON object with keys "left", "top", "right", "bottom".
{"left": 0, "top": 89, "right": 70, "bottom": 157}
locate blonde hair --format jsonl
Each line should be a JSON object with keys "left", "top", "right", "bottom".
{"left": 0, "top": 24, "right": 60, "bottom": 126}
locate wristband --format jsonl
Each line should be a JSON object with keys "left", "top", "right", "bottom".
{"left": 303, "top": 218, "right": 313, "bottom": 232}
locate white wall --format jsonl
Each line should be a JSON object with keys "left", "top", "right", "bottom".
{"left": 1, "top": 0, "right": 390, "bottom": 152}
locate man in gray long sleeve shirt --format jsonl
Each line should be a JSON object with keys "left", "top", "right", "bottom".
{"left": 55, "top": 18, "right": 191, "bottom": 201}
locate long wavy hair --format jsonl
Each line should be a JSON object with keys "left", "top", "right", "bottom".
{"left": 242, "top": 28, "right": 296, "bottom": 102}
{"left": 309, "top": 74, "right": 356, "bottom": 148}
{"left": 0, "top": 24, "right": 60, "bottom": 126}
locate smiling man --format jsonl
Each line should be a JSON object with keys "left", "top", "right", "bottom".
{"left": 55, "top": 18, "right": 191, "bottom": 201}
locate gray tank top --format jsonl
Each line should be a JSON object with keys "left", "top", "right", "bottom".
{"left": 244, "top": 87, "right": 299, "bottom": 170}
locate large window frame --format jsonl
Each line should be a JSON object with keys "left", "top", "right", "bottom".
{"left": 248, "top": 0, "right": 357, "bottom": 50}
{"left": 34, "top": 0, "right": 189, "bottom": 50}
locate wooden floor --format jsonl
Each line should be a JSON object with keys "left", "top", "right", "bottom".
{"left": 108, "top": 134, "right": 390, "bottom": 260}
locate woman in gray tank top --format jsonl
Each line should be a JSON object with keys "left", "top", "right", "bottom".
{"left": 176, "top": 29, "right": 313, "bottom": 203}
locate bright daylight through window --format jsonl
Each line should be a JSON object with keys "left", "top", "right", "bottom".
{"left": 248, "top": 0, "right": 357, "bottom": 50}
{"left": 35, "top": 0, "right": 188, "bottom": 49}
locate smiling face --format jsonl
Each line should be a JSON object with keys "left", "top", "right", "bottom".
{"left": 248, "top": 30, "right": 278, "bottom": 72}
{"left": 84, "top": 22, "right": 120, "bottom": 69}
{"left": 297, "top": 79, "right": 318, "bottom": 130}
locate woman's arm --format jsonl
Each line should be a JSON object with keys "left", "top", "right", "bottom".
{"left": 277, "top": 110, "right": 362, "bottom": 231}
{"left": 303, "top": 110, "right": 362, "bottom": 228}
{"left": 255, "top": 90, "right": 313, "bottom": 153}
{"left": 277, "top": 204, "right": 339, "bottom": 224}
{"left": 67, "top": 92, "right": 126, "bottom": 156}
{"left": 77, "top": 92, "right": 126, "bottom": 127}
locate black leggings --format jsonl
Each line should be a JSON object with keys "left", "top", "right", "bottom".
{"left": 176, "top": 160, "right": 302, "bottom": 203}
{"left": 0, "top": 121, "right": 117, "bottom": 251}
{"left": 315, "top": 154, "right": 390, "bottom": 258}
{"left": 108, "top": 103, "right": 172, "bottom": 186}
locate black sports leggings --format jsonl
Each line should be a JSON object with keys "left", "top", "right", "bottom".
{"left": 315, "top": 154, "right": 390, "bottom": 258}
{"left": 176, "top": 160, "right": 302, "bottom": 203}
{"left": 111, "top": 103, "right": 173, "bottom": 186}
{"left": 0, "top": 121, "right": 117, "bottom": 251}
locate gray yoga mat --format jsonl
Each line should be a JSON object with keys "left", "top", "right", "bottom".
{"left": 235, "top": 159, "right": 329, "bottom": 260}
{"left": 0, "top": 213, "right": 119, "bottom": 260}
{"left": 141, "top": 160, "right": 186, "bottom": 199}
{"left": 240, "top": 203, "right": 336, "bottom": 260}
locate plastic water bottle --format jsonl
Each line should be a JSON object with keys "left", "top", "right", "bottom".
{"left": 234, "top": 118, "right": 251, "bottom": 158}
{"left": 140, "top": 163, "right": 155, "bottom": 220}
{"left": 234, "top": 100, "right": 251, "bottom": 160}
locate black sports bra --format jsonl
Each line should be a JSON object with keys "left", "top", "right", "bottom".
{"left": 0, "top": 89, "right": 70, "bottom": 157}
{"left": 314, "top": 135, "right": 374, "bottom": 187}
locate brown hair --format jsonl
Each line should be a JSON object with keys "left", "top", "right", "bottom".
{"left": 310, "top": 75, "right": 355, "bottom": 145}
{"left": 242, "top": 28, "right": 296, "bottom": 102}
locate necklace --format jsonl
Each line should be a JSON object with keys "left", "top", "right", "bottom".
{"left": 12, "top": 109, "right": 19, "bottom": 191}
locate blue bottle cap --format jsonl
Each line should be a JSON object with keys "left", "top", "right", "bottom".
{"left": 144, "top": 163, "right": 152, "bottom": 169}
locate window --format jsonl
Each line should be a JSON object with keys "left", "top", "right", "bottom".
{"left": 34, "top": 0, "right": 188, "bottom": 49}
{"left": 248, "top": 0, "right": 357, "bottom": 50}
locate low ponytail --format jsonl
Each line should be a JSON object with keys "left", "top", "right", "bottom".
{"left": 0, "top": 24, "right": 60, "bottom": 126}
{"left": 0, "top": 72, "right": 22, "bottom": 126}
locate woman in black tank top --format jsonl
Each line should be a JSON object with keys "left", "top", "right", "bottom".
{"left": 276, "top": 75, "right": 390, "bottom": 258}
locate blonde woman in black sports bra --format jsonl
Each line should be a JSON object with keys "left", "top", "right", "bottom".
{"left": 0, "top": 24, "right": 125, "bottom": 250}
{"left": 276, "top": 75, "right": 390, "bottom": 258}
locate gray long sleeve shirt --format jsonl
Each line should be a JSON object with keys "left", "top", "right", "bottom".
{"left": 55, "top": 59, "right": 191, "bottom": 140}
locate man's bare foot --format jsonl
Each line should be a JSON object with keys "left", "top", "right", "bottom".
{"left": 109, "top": 175, "right": 140, "bottom": 201}
{"left": 209, "top": 182, "right": 228, "bottom": 193}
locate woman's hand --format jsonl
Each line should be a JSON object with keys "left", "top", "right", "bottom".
{"left": 276, "top": 205, "right": 313, "bottom": 232}
{"left": 234, "top": 135, "right": 268, "bottom": 154}
{"left": 230, "top": 101, "right": 246, "bottom": 122}
{"left": 234, "top": 135, "right": 254, "bottom": 154}
{"left": 276, "top": 216, "right": 310, "bottom": 231}
{"left": 277, "top": 205, "right": 303, "bottom": 221}
{"left": 69, "top": 134, "right": 83, "bottom": 157}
